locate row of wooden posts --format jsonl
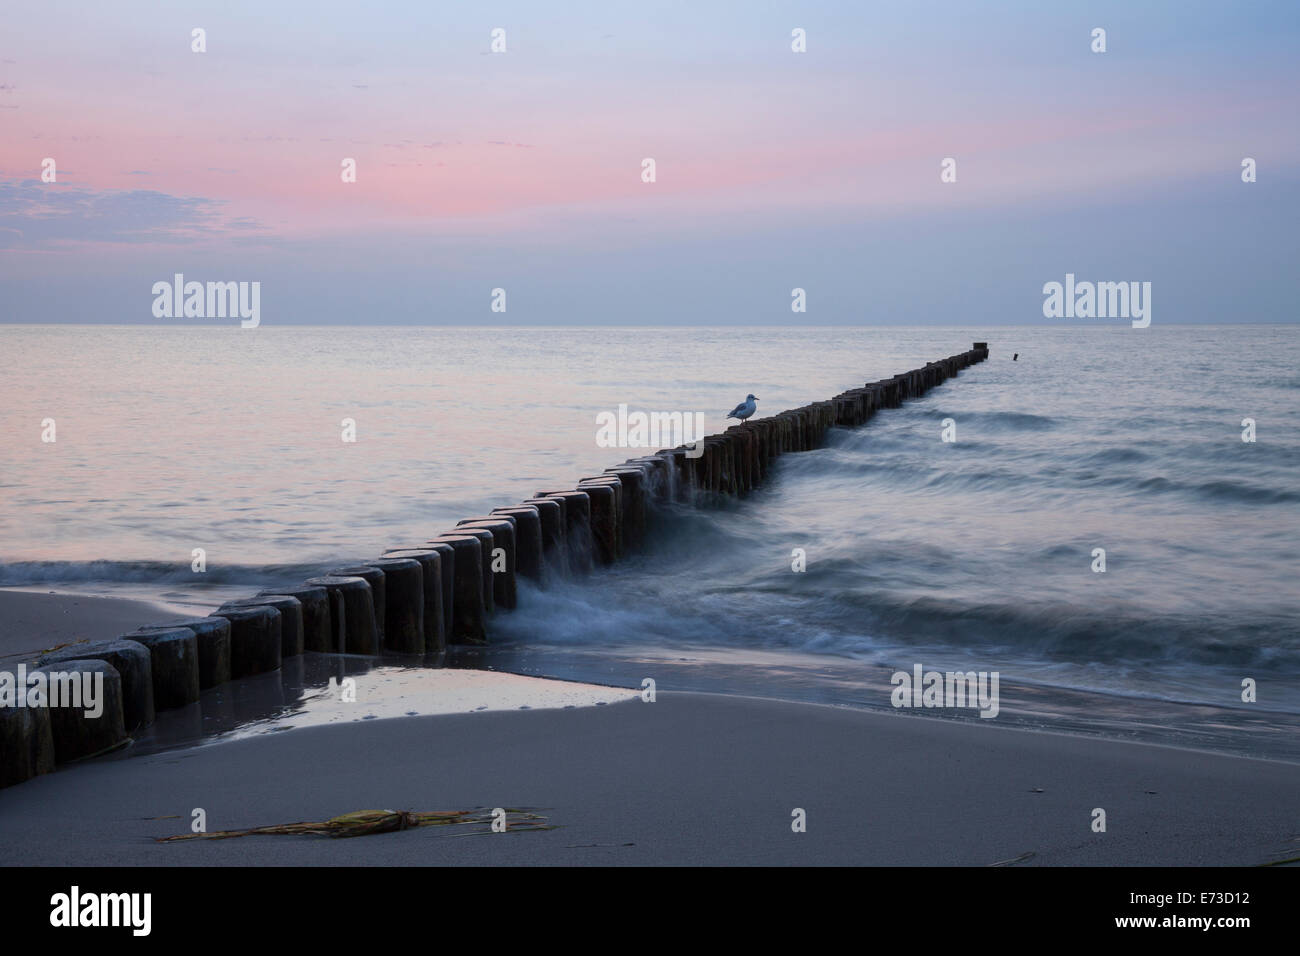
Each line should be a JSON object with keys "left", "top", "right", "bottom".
{"left": 1, "top": 343, "right": 990, "bottom": 787}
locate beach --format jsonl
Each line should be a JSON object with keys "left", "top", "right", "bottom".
{"left": 0, "top": 590, "right": 187, "bottom": 661}
{"left": 3, "top": 588, "right": 1298, "bottom": 867}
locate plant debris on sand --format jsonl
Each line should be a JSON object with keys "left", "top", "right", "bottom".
{"left": 157, "top": 808, "right": 553, "bottom": 841}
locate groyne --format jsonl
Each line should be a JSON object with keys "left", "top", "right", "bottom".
{"left": 2, "top": 343, "right": 990, "bottom": 787}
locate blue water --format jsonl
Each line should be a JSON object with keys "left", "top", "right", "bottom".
{"left": 2, "top": 325, "right": 1297, "bottom": 755}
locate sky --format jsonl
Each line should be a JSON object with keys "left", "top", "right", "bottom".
{"left": 0, "top": 0, "right": 1297, "bottom": 325}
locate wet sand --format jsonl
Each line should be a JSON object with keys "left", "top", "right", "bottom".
{"left": 0, "top": 589, "right": 179, "bottom": 664}
{"left": 3, "top": 588, "right": 1298, "bottom": 866}
{"left": 2, "top": 690, "right": 1298, "bottom": 866}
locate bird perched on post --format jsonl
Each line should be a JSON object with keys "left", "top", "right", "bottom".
{"left": 727, "top": 394, "right": 758, "bottom": 422}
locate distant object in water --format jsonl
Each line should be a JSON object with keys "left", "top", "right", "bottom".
{"left": 726, "top": 394, "right": 758, "bottom": 422}
{"left": 1013, "top": 353, "right": 1019, "bottom": 361}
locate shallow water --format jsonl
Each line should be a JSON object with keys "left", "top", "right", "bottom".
{"left": 2, "top": 324, "right": 1297, "bottom": 755}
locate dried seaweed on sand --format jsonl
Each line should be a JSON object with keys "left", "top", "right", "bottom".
{"left": 158, "top": 808, "right": 552, "bottom": 841}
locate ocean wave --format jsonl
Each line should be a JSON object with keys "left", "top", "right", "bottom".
{"left": 836, "top": 592, "right": 1300, "bottom": 672}
{"left": 931, "top": 410, "right": 1060, "bottom": 431}
{"left": 1109, "top": 475, "right": 1300, "bottom": 505}
{"left": 812, "top": 450, "right": 1300, "bottom": 506}
{"left": 1190, "top": 480, "right": 1300, "bottom": 505}
{"left": 1079, "top": 447, "right": 1149, "bottom": 465}
{"left": 489, "top": 553, "right": 1300, "bottom": 678}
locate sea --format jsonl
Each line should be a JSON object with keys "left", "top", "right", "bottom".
{"left": 2, "top": 324, "right": 1297, "bottom": 759}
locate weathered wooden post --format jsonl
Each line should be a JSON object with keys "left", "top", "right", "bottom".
{"left": 303, "top": 575, "right": 374, "bottom": 654}
{"left": 0, "top": 694, "right": 54, "bottom": 788}
{"left": 137, "top": 617, "right": 231, "bottom": 690}
{"left": 33, "top": 660, "right": 127, "bottom": 762}
{"left": 575, "top": 481, "right": 618, "bottom": 564}
{"left": 256, "top": 587, "right": 328, "bottom": 656}
{"left": 603, "top": 467, "right": 648, "bottom": 548}
{"left": 369, "top": 557, "right": 426, "bottom": 652}
{"left": 490, "top": 506, "right": 544, "bottom": 580}
{"left": 455, "top": 517, "right": 518, "bottom": 609}
{"left": 427, "top": 533, "right": 488, "bottom": 644}
{"left": 329, "top": 565, "right": 387, "bottom": 647}
{"left": 223, "top": 595, "right": 305, "bottom": 658}
{"left": 210, "top": 605, "right": 282, "bottom": 676}
{"left": 521, "top": 497, "right": 565, "bottom": 569}
{"left": 382, "top": 548, "right": 447, "bottom": 652}
{"left": 537, "top": 489, "right": 593, "bottom": 574}
{"left": 41, "top": 638, "right": 155, "bottom": 732}
{"left": 439, "top": 528, "right": 495, "bottom": 613}
{"left": 127, "top": 626, "right": 200, "bottom": 710}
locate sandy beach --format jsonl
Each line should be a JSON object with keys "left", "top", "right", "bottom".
{"left": 3, "top": 589, "right": 1297, "bottom": 867}
{"left": 0, "top": 589, "right": 182, "bottom": 664}
{"left": 4, "top": 689, "right": 1299, "bottom": 867}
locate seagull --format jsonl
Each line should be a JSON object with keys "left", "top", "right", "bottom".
{"left": 727, "top": 394, "right": 758, "bottom": 422}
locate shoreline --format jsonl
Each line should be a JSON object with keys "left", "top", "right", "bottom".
{"left": 0, "top": 588, "right": 183, "bottom": 665}
{"left": 5, "top": 586, "right": 1298, "bottom": 766}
